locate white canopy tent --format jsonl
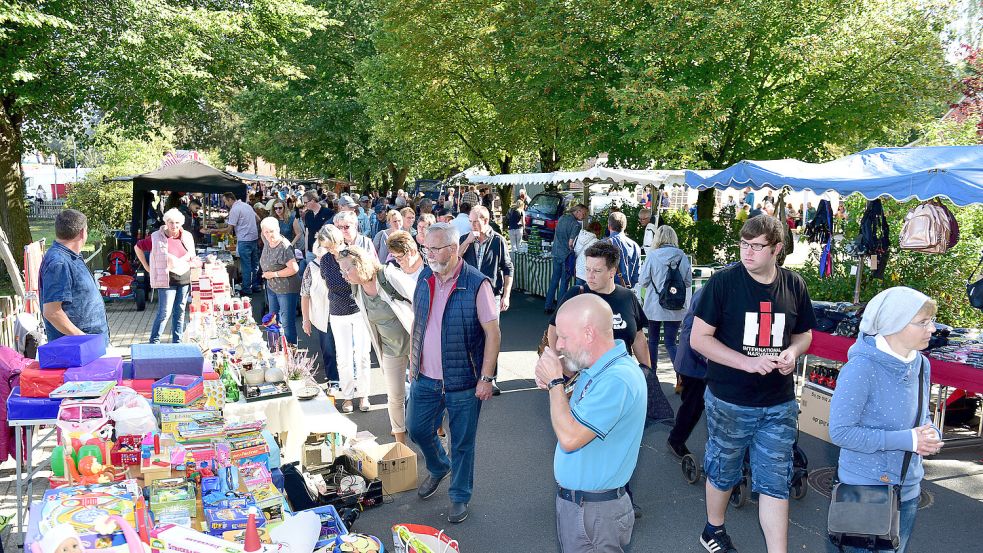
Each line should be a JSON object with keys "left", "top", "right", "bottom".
{"left": 467, "top": 167, "right": 715, "bottom": 188}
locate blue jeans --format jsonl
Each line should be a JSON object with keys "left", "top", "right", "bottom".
{"left": 267, "top": 291, "right": 299, "bottom": 344}
{"left": 406, "top": 375, "right": 482, "bottom": 504}
{"left": 647, "top": 320, "right": 681, "bottom": 368}
{"left": 546, "top": 258, "right": 571, "bottom": 309}
{"left": 704, "top": 389, "right": 797, "bottom": 499}
{"left": 826, "top": 496, "right": 918, "bottom": 553}
{"left": 312, "top": 325, "right": 339, "bottom": 383}
{"left": 149, "top": 285, "right": 189, "bottom": 343}
{"left": 237, "top": 239, "right": 260, "bottom": 293}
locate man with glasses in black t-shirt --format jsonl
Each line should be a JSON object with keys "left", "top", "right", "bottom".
{"left": 690, "top": 215, "right": 815, "bottom": 553}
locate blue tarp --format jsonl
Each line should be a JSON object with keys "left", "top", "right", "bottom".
{"left": 684, "top": 146, "right": 983, "bottom": 206}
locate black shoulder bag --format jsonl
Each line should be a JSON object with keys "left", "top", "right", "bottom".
{"left": 827, "top": 359, "right": 924, "bottom": 551}
{"left": 967, "top": 249, "right": 983, "bottom": 311}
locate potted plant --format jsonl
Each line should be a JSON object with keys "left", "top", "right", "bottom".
{"left": 285, "top": 348, "right": 317, "bottom": 393}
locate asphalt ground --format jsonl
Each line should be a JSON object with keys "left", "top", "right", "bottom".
{"left": 291, "top": 291, "right": 983, "bottom": 552}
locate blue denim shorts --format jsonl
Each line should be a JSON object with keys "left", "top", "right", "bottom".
{"left": 703, "top": 389, "right": 797, "bottom": 500}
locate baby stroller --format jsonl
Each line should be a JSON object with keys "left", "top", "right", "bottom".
{"left": 681, "top": 431, "right": 810, "bottom": 507}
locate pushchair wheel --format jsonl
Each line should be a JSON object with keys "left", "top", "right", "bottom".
{"left": 730, "top": 474, "right": 750, "bottom": 508}
{"left": 790, "top": 472, "right": 808, "bottom": 500}
{"left": 681, "top": 454, "right": 701, "bottom": 484}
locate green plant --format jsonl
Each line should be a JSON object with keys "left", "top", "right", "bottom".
{"left": 591, "top": 200, "right": 643, "bottom": 244}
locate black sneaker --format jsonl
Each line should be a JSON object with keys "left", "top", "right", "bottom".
{"left": 667, "top": 439, "right": 691, "bottom": 459}
{"left": 448, "top": 502, "right": 469, "bottom": 523}
{"left": 417, "top": 472, "right": 448, "bottom": 500}
{"left": 701, "top": 526, "right": 738, "bottom": 552}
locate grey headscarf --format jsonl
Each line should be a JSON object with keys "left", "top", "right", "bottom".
{"left": 859, "top": 286, "right": 932, "bottom": 337}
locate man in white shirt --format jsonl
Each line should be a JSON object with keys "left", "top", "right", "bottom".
{"left": 451, "top": 201, "right": 473, "bottom": 238}
{"left": 639, "top": 208, "right": 658, "bottom": 250}
{"left": 207, "top": 192, "right": 261, "bottom": 294}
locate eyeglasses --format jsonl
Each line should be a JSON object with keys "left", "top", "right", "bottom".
{"left": 908, "top": 318, "right": 936, "bottom": 329}
{"left": 739, "top": 240, "right": 773, "bottom": 252}
{"left": 422, "top": 244, "right": 455, "bottom": 256}
{"left": 274, "top": 206, "right": 284, "bottom": 211}
{"left": 336, "top": 225, "right": 352, "bottom": 230}
{"left": 391, "top": 252, "right": 406, "bottom": 262}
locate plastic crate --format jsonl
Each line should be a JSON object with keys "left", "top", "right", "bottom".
{"left": 152, "top": 375, "right": 203, "bottom": 406}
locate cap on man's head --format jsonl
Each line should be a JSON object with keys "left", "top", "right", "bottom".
{"left": 359, "top": 196, "right": 370, "bottom": 203}
{"left": 374, "top": 204, "right": 386, "bottom": 213}
{"left": 338, "top": 195, "right": 357, "bottom": 208}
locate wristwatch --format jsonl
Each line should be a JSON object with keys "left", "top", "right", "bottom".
{"left": 547, "top": 377, "right": 566, "bottom": 391}
{"left": 479, "top": 375, "right": 494, "bottom": 383}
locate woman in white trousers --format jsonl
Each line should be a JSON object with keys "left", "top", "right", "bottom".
{"left": 317, "top": 224, "right": 372, "bottom": 413}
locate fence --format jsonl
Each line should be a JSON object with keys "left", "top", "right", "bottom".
{"left": 0, "top": 295, "right": 27, "bottom": 350}
{"left": 28, "top": 199, "right": 66, "bottom": 219}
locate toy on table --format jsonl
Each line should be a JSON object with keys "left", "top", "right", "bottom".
{"left": 38, "top": 492, "right": 137, "bottom": 550}
{"left": 32, "top": 516, "right": 143, "bottom": 553}
{"left": 243, "top": 507, "right": 261, "bottom": 552}
{"left": 55, "top": 393, "right": 117, "bottom": 445}
{"left": 332, "top": 534, "right": 383, "bottom": 553}
{"left": 50, "top": 443, "right": 118, "bottom": 487}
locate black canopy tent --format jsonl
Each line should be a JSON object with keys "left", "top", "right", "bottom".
{"left": 128, "top": 161, "right": 247, "bottom": 239}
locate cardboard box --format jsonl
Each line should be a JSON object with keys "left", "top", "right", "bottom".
{"left": 799, "top": 383, "right": 833, "bottom": 443}
{"left": 357, "top": 442, "right": 418, "bottom": 494}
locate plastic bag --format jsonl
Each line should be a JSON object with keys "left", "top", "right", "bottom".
{"left": 109, "top": 387, "right": 158, "bottom": 436}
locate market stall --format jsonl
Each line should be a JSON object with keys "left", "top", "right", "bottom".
{"left": 3, "top": 259, "right": 405, "bottom": 552}
{"left": 686, "top": 145, "right": 983, "bottom": 440}
{"left": 472, "top": 166, "right": 711, "bottom": 297}
{"left": 125, "top": 161, "right": 249, "bottom": 240}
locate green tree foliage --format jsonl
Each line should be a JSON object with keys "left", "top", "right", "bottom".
{"left": 0, "top": 0, "right": 323, "bottom": 267}
{"left": 66, "top": 127, "right": 174, "bottom": 233}
{"left": 234, "top": 0, "right": 383, "bottom": 182}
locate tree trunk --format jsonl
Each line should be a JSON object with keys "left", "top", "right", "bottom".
{"left": 0, "top": 96, "right": 32, "bottom": 274}
{"left": 539, "top": 147, "right": 561, "bottom": 173}
{"left": 694, "top": 189, "right": 716, "bottom": 263}
{"left": 387, "top": 162, "right": 409, "bottom": 191}
{"left": 498, "top": 154, "right": 512, "bottom": 175}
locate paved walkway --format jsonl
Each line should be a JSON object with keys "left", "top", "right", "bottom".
{"left": 3, "top": 291, "right": 981, "bottom": 551}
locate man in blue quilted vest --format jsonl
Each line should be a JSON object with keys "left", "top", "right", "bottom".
{"left": 407, "top": 222, "right": 502, "bottom": 524}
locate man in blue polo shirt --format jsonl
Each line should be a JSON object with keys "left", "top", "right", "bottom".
{"left": 40, "top": 209, "right": 110, "bottom": 345}
{"left": 535, "top": 294, "right": 646, "bottom": 553}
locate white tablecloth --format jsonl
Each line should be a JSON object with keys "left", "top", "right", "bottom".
{"left": 223, "top": 391, "right": 357, "bottom": 463}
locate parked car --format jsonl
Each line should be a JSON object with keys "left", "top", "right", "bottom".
{"left": 413, "top": 179, "right": 443, "bottom": 202}
{"left": 523, "top": 191, "right": 572, "bottom": 242}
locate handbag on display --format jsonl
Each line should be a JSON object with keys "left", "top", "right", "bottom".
{"left": 899, "top": 200, "right": 952, "bottom": 254}
{"left": 827, "top": 359, "right": 925, "bottom": 550}
{"left": 968, "top": 250, "right": 983, "bottom": 311}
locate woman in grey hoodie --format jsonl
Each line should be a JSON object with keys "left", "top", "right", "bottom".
{"left": 638, "top": 225, "right": 692, "bottom": 369}
{"left": 828, "top": 286, "right": 944, "bottom": 553}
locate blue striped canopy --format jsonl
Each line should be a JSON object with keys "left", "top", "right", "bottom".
{"left": 684, "top": 146, "right": 983, "bottom": 206}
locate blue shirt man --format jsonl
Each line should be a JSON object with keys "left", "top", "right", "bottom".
{"left": 40, "top": 209, "right": 110, "bottom": 344}
{"left": 606, "top": 212, "right": 641, "bottom": 289}
{"left": 535, "top": 294, "right": 646, "bottom": 553}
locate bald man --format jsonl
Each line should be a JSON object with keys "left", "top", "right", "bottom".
{"left": 535, "top": 294, "right": 647, "bottom": 553}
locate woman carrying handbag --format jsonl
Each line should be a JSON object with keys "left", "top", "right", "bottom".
{"left": 827, "top": 287, "right": 944, "bottom": 552}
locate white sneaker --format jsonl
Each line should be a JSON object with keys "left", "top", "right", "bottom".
{"left": 359, "top": 397, "right": 371, "bottom": 412}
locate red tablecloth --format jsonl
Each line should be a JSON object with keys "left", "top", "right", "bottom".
{"left": 807, "top": 331, "right": 983, "bottom": 394}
